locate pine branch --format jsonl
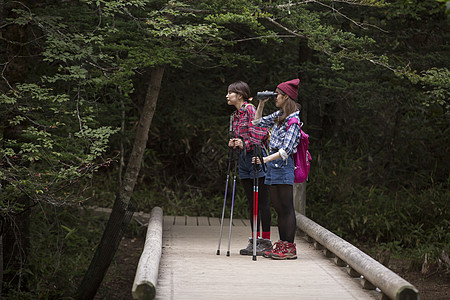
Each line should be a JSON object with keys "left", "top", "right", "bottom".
{"left": 266, "top": 17, "right": 305, "bottom": 37}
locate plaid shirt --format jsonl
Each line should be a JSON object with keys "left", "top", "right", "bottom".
{"left": 231, "top": 102, "right": 269, "bottom": 152}
{"left": 253, "top": 110, "right": 301, "bottom": 155}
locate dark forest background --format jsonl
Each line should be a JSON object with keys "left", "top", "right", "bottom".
{"left": 0, "top": 0, "right": 448, "bottom": 298}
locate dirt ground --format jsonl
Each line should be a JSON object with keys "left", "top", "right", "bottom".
{"left": 96, "top": 235, "right": 449, "bottom": 300}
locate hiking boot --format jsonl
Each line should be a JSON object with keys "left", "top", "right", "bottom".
{"left": 269, "top": 241, "right": 297, "bottom": 260}
{"left": 263, "top": 240, "right": 284, "bottom": 258}
{"left": 256, "top": 238, "right": 272, "bottom": 256}
{"left": 239, "top": 238, "right": 254, "bottom": 255}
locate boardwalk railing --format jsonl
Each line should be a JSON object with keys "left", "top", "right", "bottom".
{"left": 293, "top": 182, "right": 419, "bottom": 300}
{"left": 296, "top": 212, "right": 419, "bottom": 300}
{"left": 132, "top": 207, "right": 163, "bottom": 300}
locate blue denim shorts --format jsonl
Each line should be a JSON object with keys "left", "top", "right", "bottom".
{"left": 264, "top": 150, "right": 295, "bottom": 185}
{"left": 238, "top": 150, "right": 266, "bottom": 179}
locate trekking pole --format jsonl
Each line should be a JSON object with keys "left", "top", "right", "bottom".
{"left": 252, "top": 147, "right": 259, "bottom": 261}
{"left": 217, "top": 115, "right": 234, "bottom": 255}
{"left": 217, "top": 147, "right": 233, "bottom": 255}
{"left": 226, "top": 148, "right": 238, "bottom": 256}
{"left": 252, "top": 146, "right": 266, "bottom": 261}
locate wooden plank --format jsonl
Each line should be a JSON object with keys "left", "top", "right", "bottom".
{"left": 174, "top": 216, "right": 186, "bottom": 226}
{"left": 197, "top": 217, "right": 210, "bottom": 226}
{"left": 163, "top": 215, "right": 174, "bottom": 227}
{"left": 186, "top": 216, "right": 197, "bottom": 226}
{"left": 232, "top": 219, "right": 246, "bottom": 226}
{"left": 240, "top": 218, "right": 250, "bottom": 226}
{"left": 209, "top": 217, "right": 220, "bottom": 226}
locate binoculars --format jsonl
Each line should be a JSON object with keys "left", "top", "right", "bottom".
{"left": 257, "top": 91, "right": 278, "bottom": 99}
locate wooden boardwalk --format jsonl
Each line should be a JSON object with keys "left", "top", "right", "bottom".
{"left": 154, "top": 216, "right": 379, "bottom": 300}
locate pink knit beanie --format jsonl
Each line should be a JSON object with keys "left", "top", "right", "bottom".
{"left": 277, "top": 78, "right": 300, "bottom": 101}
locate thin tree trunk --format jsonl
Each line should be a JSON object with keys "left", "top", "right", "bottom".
{"left": 76, "top": 65, "right": 165, "bottom": 300}
{"left": 0, "top": 1, "right": 4, "bottom": 294}
{"left": 119, "top": 65, "right": 165, "bottom": 205}
{"left": 118, "top": 97, "right": 125, "bottom": 187}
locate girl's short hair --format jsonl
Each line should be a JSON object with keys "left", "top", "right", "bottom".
{"left": 228, "top": 81, "right": 251, "bottom": 101}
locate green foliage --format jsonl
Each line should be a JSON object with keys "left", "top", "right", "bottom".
{"left": 307, "top": 141, "right": 449, "bottom": 264}
{"left": 387, "top": 0, "right": 445, "bottom": 20}
{"left": 0, "top": 84, "right": 118, "bottom": 209}
{"left": 294, "top": 1, "right": 448, "bottom": 265}
{"left": 10, "top": 206, "right": 106, "bottom": 299}
{"left": 405, "top": 67, "right": 450, "bottom": 109}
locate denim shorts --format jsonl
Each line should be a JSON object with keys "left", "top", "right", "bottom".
{"left": 238, "top": 150, "right": 266, "bottom": 180}
{"left": 264, "top": 150, "right": 295, "bottom": 185}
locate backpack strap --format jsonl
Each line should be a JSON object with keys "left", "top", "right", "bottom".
{"left": 232, "top": 102, "right": 254, "bottom": 119}
{"left": 287, "top": 116, "right": 302, "bottom": 129}
{"left": 238, "top": 102, "right": 253, "bottom": 110}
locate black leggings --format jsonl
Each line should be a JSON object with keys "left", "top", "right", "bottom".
{"left": 241, "top": 178, "right": 271, "bottom": 234}
{"left": 268, "top": 184, "right": 296, "bottom": 243}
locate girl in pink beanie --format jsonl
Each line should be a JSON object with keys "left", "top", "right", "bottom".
{"left": 252, "top": 78, "right": 301, "bottom": 260}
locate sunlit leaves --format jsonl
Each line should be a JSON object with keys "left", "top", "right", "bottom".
{"left": 419, "top": 68, "right": 450, "bottom": 109}
{"left": 74, "top": 126, "right": 120, "bottom": 158}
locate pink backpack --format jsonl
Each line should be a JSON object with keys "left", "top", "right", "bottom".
{"left": 287, "top": 117, "right": 311, "bottom": 183}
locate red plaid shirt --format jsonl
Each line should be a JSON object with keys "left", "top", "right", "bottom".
{"left": 231, "top": 102, "right": 269, "bottom": 152}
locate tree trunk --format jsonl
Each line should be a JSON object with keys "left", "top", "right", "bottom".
{"left": 119, "top": 65, "right": 165, "bottom": 205}
{"left": 118, "top": 98, "right": 126, "bottom": 187}
{"left": 76, "top": 65, "right": 165, "bottom": 300}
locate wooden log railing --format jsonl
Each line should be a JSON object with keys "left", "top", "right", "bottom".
{"left": 132, "top": 207, "right": 163, "bottom": 300}
{"left": 293, "top": 182, "right": 420, "bottom": 300}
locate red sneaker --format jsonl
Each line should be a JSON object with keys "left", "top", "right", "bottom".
{"left": 269, "top": 241, "right": 297, "bottom": 260}
{"left": 263, "top": 240, "right": 284, "bottom": 258}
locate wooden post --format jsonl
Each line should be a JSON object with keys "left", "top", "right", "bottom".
{"left": 333, "top": 257, "right": 347, "bottom": 267}
{"left": 323, "top": 249, "right": 335, "bottom": 258}
{"left": 347, "top": 267, "right": 361, "bottom": 278}
{"left": 293, "top": 181, "right": 306, "bottom": 215}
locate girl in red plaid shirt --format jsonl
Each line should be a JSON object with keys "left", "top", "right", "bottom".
{"left": 226, "top": 81, "right": 273, "bottom": 256}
